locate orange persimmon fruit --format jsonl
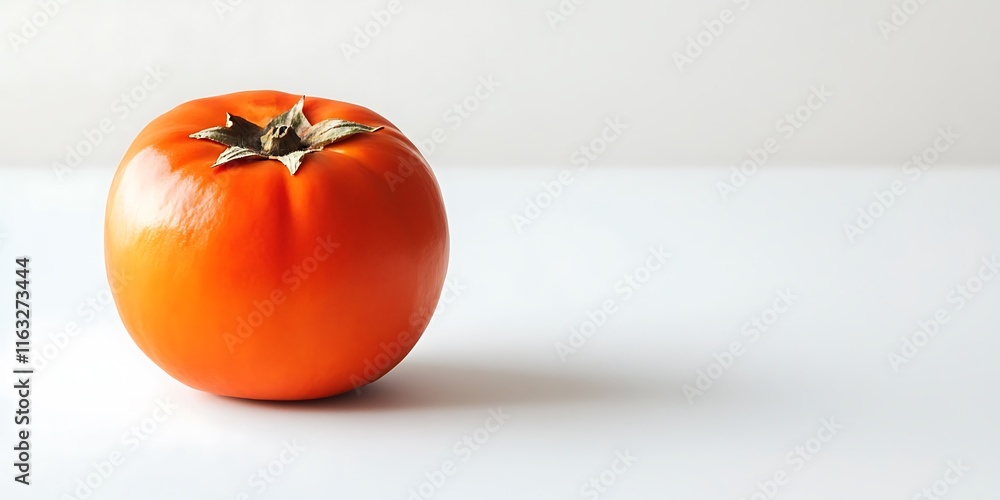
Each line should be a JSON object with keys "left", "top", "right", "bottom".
{"left": 104, "top": 90, "right": 449, "bottom": 400}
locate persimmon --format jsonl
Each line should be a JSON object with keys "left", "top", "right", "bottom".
{"left": 104, "top": 91, "right": 449, "bottom": 400}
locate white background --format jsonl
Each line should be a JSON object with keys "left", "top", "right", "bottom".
{"left": 2, "top": 165, "right": 1000, "bottom": 499}
{"left": 2, "top": 0, "right": 1000, "bottom": 167}
{"left": 2, "top": 0, "right": 1000, "bottom": 499}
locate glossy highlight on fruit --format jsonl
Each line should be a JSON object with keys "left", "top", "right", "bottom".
{"left": 105, "top": 90, "right": 449, "bottom": 400}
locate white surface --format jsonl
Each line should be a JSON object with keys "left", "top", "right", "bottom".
{"left": 1, "top": 165, "right": 1000, "bottom": 499}
{"left": 3, "top": 0, "right": 1000, "bottom": 166}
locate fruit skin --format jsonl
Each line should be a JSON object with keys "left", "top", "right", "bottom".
{"left": 105, "top": 90, "right": 448, "bottom": 400}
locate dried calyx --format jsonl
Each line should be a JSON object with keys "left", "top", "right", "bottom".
{"left": 190, "top": 96, "right": 382, "bottom": 175}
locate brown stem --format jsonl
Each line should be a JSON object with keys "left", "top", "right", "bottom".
{"left": 260, "top": 124, "right": 304, "bottom": 156}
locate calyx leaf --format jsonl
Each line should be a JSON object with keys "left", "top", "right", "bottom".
{"left": 189, "top": 96, "right": 382, "bottom": 175}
